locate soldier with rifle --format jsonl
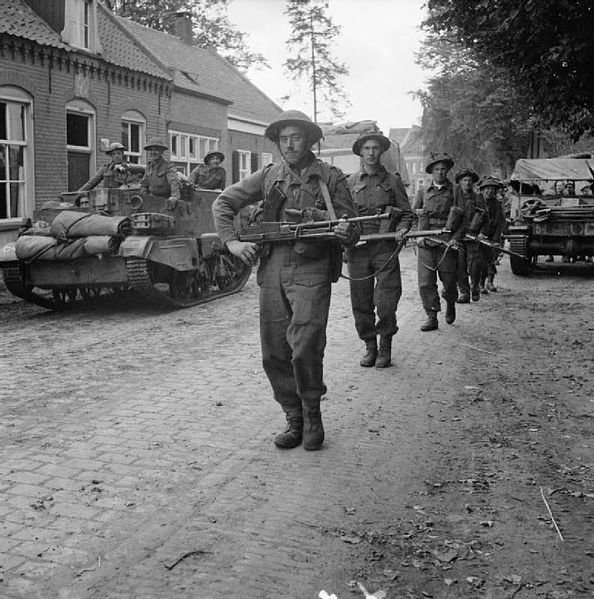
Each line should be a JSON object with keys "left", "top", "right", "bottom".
{"left": 456, "top": 168, "right": 490, "bottom": 302}
{"left": 413, "top": 153, "right": 467, "bottom": 332}
{"left": 212, "top": 109, "right": 359, "bottom": 452}
{"left": 478, "top": 177, "right": 507, "bottom": 293}
{"left": 346, "top": 132, "right": 413, "bottom": 368}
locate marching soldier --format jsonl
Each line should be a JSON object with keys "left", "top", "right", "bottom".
{"left": 212, "top": 110, "right": 359, "bottom": 451}
{"left": 478, "top": 177, "right": 506, "bottom": 293}
{"left": 455, "top": 168, "right": 489, "bottom": 302}
{"left": 413, "top": 153, "right": 467, "bottom": 331}
{"left": 346, "top": 132, "right": 413, "bottom": 368}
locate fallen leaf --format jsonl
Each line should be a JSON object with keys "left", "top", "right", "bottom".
{"left": 340, "top": 535, "right": 361, "bottom": 544}
{"left": 433, "top": 548, "right": 458, "bottom": 563}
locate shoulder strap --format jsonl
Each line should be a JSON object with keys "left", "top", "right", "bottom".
{"left": 319, "top": 178, "right": 337, "bottom": 220}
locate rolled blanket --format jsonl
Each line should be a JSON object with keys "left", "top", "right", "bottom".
{"left": 83, "top": 235, "right": 121, "bottom": 255}
{"left": 15, "top": 236, "right": 58, "bottom": 260}
{"left": 50, "top": 211, "right": 131, "bottom": 238}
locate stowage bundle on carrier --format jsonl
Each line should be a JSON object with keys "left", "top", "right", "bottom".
{"left": 15, "top": 211, "right": 130, "bottom": 262}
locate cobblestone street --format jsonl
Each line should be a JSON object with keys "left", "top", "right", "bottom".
{"left": 1, "top": 248, "right": 593, "bottom": 599}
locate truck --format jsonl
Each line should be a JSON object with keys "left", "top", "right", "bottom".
{"left": 505, "top": 155, "right": 594, "bottom": 274}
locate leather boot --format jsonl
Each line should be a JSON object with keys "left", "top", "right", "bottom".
{"left": 485, "top": 277, "right": 497, "bottom": 292}
{"left": 445, "top": 302, "right": 456, "bottom": 324}
{"left": 420, "top": 310, "right": 438, "bottom": 331}
{"left": 471, "top": 286, "right": 480, "bottom": 302}
{"left": 375, "top": 336, "right": 392, "bottom": 368}
{"left": 274, "top": 413, "right": 303, "bottom": 449}
{"left": 457, "top": 291, "right": 470, "bottom": 303}
{"left": 302, "top": 405, "right": 324, "bottom": 451}
{"left": 359, "top": 338, "right": 377, "bottom": 367}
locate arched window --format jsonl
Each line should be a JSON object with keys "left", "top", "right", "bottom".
{"left": 121, "top": 109, "right": 146, "bottom": 164}
{"left": 66, "top": 98, "right": 96, "bottom": 191}
{"left": 0, "top": 86, "right": 33, "bottom": 221}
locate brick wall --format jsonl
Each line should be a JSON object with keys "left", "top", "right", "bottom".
{"left": 0, "top": 38, "right": 169, "bottom": 214}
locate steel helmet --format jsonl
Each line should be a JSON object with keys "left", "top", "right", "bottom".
{"left": 106, "top": 142, "right": 126, "bottom": 154}
{"left": 352, "top": 132, "right": 391, "bottom": 156}
{"left": 265, "top": 110, "right": 323, "bottom": 144}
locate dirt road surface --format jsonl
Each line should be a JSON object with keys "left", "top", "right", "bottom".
{"left": 1, "top": 248, "right": 593, "bottom": 599}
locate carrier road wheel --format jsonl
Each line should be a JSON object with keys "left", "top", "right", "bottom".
{"left": 52, "top": 288, "right": 78, "bottom": 307}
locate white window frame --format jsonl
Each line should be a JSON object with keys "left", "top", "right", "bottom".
{"left": 63, "top": 0, "right": 97, "bottom": 51}
{"left": 66, "top": 99, "right": 96, "bottom": 186}
{"left": 0, "top": 87, "right": 34, "bottom": 222}
{"left": 121, "top": 110, "right": 146, "bottom": 164}
{"left": 169, "top": 130, "right": 219, "bottom": 175}
{"left": 237, "top": 150, "right": 251, "bottom": 181}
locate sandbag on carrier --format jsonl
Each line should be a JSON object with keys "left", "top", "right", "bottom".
{"left": 50, "top": 211, "right": 131, "bottom": 238}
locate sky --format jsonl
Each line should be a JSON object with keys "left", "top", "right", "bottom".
{"left": 227, "top": 0, "right": 428, "bottom": 134}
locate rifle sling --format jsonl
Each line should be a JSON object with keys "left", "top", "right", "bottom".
{"left": 318, "top": 178, "right": 337, "bottom": 220}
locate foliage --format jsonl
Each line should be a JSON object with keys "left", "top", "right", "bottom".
{"left": 105, "top": 0, "right": 267, "bottom": 72}
{"left": 423, "top": 0, "right": 594, "bottom": 140}
{"left": 283, "top": 0, "right": 349, "bottom": 121}
{"left": 414, "top": 33, "right": 533, "bottom": 178}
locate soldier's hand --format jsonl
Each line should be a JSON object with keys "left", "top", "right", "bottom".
{"left": 394, "top": 229, "right": 407, "bottom": 243}
{"left": 447, "top": 239, "right": 460, "bottom": 251}
{"left": 227, "top": 240, "right": 259, "bottom": 267}
{"left": 166, "top": 197, "right": 178, "bottom": 211}
{"left": 478, "top": 233, "right": 488, "bottom": 240}
{"left": 333, "top": 218, "right": 359, "bottom": 245}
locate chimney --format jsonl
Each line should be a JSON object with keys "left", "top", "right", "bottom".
{"left": 172, "top": 12, "right": 193, "bottom": 45}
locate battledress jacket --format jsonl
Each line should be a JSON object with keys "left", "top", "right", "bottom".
{"left": 462, "top": 190, "right": 490, "bottom": 236}
{"left": 139, "top": 157, "right": 181, "bottom": 200}
{"left": 483, "top": 196, "right": 507, "bottom": 243}
{"left": 78, "top": 161, "right": 130, "bottom": 191}
{"left": 212, "top": 152, "right": 357, "bottom": 247}
{"left": 348, "top": 166, "right": 413, "bottom": 235}
{"left": 413, "top": 179, "right": 467, "bottom": 241}
{"left": 188, "top": 165, "right": 226, "bottom": 190}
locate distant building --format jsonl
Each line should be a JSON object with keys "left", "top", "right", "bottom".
{"left": 390, "top": 124, "right": 429, "bottom": 198}
{"left": 0, "top": 0, "right": 281, "bottom": 245}
{"left": 318, "top": 121, "right": 409, "bottom": 183}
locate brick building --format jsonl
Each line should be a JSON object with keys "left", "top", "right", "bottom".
{"left": 0, "top": 0, "right": 281, "bottom": 246}
{"left": 389, "top": 124, "right": 429, "bottom": 199}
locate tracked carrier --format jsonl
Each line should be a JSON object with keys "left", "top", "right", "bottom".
{"left": 506, "top": 156, "right": 594, "bottom": 274}
{"left": 0, "top": 188, "right": 250, "bottom": 310}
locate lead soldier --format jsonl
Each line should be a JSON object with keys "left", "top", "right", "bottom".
{"left": 212, "top": 110, "right": 359, "bottom": 451}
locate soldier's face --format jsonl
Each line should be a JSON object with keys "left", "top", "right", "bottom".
{"left": 431, "top": 162, "right": 449, "bottom": 183}
{"left": 110, "top": 150, "right": 124, "bottom": 164}
{"left": 146, "top": 148, "right": 164, "bottom": 163}
{"left": 361, "top": 140, "right": 383, "bottom": 166}
{"left": 459, "top": 176, "right": 474, "bottom": 192}
{"left": 483, "top": 185, "right": 497, "bottom": 199}
{"left": 208, "top": 155, "right": 221, "bottom": 166}
{"left": 278, "top": 125, "right": 310, "bottom": 166}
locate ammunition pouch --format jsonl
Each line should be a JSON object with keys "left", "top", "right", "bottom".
{"left": 469, "top": 208, "right": 486, "bottom": 234}
{"left": 445, "top": 206, "right": 464, "bottom": 232}
{"left": 377, "top": 206, "right": 403, "bottom": 234}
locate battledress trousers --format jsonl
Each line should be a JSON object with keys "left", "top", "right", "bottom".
{"left": 346, "top": 167, "right": 412, "bottom": 342}
{"left": 413, "top": 180, "right": 467, "bottom": 312}
{"left": 212, "top": 152, "right": 357, "bottom": 426}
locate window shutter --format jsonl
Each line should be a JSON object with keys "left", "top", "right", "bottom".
{"left": 250, "top": 152, "right": 259, "bottom": 173}
{"left": 232, "top": 150, "right": 240, "bottom": 183}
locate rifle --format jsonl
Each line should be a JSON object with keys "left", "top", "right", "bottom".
{"left": 464, "top": 233, "right": 525, "bottom": 259}
{"left": 238, "top": 213, "right": 391, "bottom": 243}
